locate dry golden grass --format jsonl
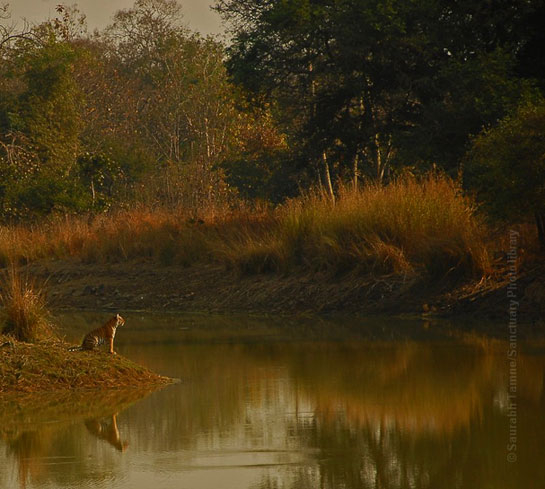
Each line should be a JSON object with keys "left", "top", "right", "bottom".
{"left": 0, "top": 268, "right": 55, "bottom": 343}
{"left": 0, "top": 333, "right": 172, "bottom": 393}
{"left": 222, "top": 174, "right": 491, "bottom": 279}
{"left": 0, "top": 174, "right": 491, "bottom": 281}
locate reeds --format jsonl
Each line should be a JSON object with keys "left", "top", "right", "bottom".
{"left": 0, "top": 174, "right": 491, "bottom": 281}
{"left": 0, "top": 268, "right": 54, "bottom": 343}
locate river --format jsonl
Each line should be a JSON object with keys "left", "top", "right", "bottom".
{"left": 1, "top": 312, "right": 543, "bottom": 488}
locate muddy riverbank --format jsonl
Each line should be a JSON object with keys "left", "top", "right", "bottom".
{"left": 24, "top": 259, "right": 545, "bottom": 326}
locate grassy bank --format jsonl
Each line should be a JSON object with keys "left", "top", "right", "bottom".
{"left": 0, "top": 334, "right": 172, "bottom": 394}
{"left": 0, "top": 175, "right": 491, "bottom": 282}
{"left": 0, "top": 269, "right": 172, "bottom": 394}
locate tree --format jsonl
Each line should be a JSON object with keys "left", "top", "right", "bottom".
{"left": 0, "top": 25, "right": 85, "bottom": 218}
{"left": 219, "top": 104, "right": 291, "bottom": 202}
{"left": 0, "top": 3, "right": 38, "bottom": 50}
{"left": 215, "top": 0, "right": 538, "bottom": 187}
{"left": 466, "top": 100, "right": 545, "bottom": 248}
{"left": 104, "top": 0, "right": 287, "bottom": 207}
{"left": 216, "top": 0, "right": 418, "bottom": 188}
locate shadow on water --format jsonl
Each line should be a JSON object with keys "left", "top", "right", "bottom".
{"left": 2, "top": 312, "right": 545, "bottom": 488}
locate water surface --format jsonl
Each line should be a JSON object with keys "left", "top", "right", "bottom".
{"left": 1, "top": 313, "right": 543, "bottom": 488}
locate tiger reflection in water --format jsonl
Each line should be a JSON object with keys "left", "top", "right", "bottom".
{"left": 84, "top": 413, "right": 128, "bottom": 452}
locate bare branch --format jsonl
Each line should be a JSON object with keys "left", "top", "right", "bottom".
{"left": 0, "top": 4, "right": 42, "bottom": 50}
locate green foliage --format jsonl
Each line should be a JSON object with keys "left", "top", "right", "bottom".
{"left": 0, "top": 29, "right": 85, "bottom": 219}
{"left": 400, "top": 50, "right": 537, "bottom": 171}
{"left": 78, "top": 152, "right": 124, "bottom": 210}
{"left": 0, "top": 0, "right": 543, "bottom": 229}
{"left": 15, "top": 40, "right": 81, "bottom": 172}
{"left": 221, "top": 150, "right": 298, "bottom": 203}
{"left": 466, "top": 99, "right": 545, "bottom": 244}
{"left": 215, "top": 0, "right": 541, "bottom": 180}
{"left": 10, "top": 175, "right": 89, "bottom": 217}
{"left": 0, "top": 1, "right": 278, "bottom": 219}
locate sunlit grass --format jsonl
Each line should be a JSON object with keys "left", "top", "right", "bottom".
{"left": 0, "top": 331, "right": 172, "bottom": 393}
{"left": 0, "top": 174, "right": 491, "bottom": 281}
{"left": 0, "top": 267, "right": 55, "bottom": 343}
{"left": 223, "top": 174, "right": 491, "bottom": 279}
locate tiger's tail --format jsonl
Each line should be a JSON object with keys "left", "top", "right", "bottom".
{"left": 68, "top": 345, "right": 83, "bottom": 352}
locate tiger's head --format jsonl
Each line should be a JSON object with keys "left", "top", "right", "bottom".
{"left": 116, "top": 314, "right": 125, "bottom": 327}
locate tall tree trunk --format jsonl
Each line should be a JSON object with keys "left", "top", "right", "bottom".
{"left": 353, "top": 154, "right": 359, "bottom": 191}
{"left": 322, "top": 150, "right": 335, "bottom": 202}
{"left": 536, "top": 211, "right": 545, "bottom": 249}
{"left": 90, "top": 180, "right": 96, "bottom": 206}
{"left": 375, "top": 133, "right": 384, "bottom": 184}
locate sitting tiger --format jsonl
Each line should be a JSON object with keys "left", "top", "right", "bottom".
{"left": 69, "top": 314, "right": 125, "bottom": 354}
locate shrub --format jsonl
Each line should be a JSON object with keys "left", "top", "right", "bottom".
{"left": 466, "top": 99, "right": 545, "bottom": 248}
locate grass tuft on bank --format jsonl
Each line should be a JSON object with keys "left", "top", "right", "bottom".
{"left": 0, "top": 268, "right": 172, "bottom": 394}
{"left": 1, "top": 268, "right": 55, "bottom": 343}
{"left": 0, "top": 174, "right": 490, "bottom": 281}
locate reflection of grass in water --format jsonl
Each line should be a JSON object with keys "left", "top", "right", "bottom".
{"left": 0, "top": 386, "right": 161, "bottom": 427}
{"left": 233, "top": 341, "right": 497, "bottom": 435}
{"left": 261, "top": 345, "right": 545, "bottom": 489}
{"left": 118, "top": 340, "right": 495, "bottom": 452}
{"left": 283, "top": 341, "right": 544, "bottom": 435}
{"left": 294, "top": 343, "right": 487, "bottom": 434}
{"left": 458, "top": 331, "right": 545, "bottom": 402}
{"left": 4, "top": 427, "right": 55, "bottom": 488}
{"left": 113, "top": 340, "right": 496, "bottom": 441}
{"left": 0, "top": 387, "right": 156, "bottom": 489}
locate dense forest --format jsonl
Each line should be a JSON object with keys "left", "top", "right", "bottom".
{"left": 0, "top": 0, "right": 544, "bottom": 247}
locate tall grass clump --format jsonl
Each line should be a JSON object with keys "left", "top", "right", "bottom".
{"left": 0, "top": 174, "right": 490, "bottom": 281}
{"left": 226, "top": 174, "right": 491, "bottom": 279}
{"left": 1, "top": 268, "right": 55, "bottom": 343}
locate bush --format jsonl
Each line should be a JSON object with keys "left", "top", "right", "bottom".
{"left": 466, "top": 99, "right": 545, "bottom": 248}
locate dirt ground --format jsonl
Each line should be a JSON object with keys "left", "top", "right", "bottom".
{"left": 22, "top": 259, "right": 545, "bottom": 328}
{"left": 27, "top": 259, "right": 423, "bottom": 314}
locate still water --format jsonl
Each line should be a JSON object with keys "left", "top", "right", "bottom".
{"left": 1, "top": 313, "right": 544, "bottom": 489}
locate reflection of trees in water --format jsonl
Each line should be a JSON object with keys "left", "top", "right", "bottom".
{"left": 125, "top": 339, "right": 545, "bottom": 489}
{"left": 282, "top": 342, "right": 488, "bottom": 434}
{"left": 4, "top": 336, "right": 545, "bottom": 489}
{"left": 253, "top": 342, "right": 545, "bottom": 489}
{"left": 264, "top": 398, "right": 545, "bottom": 489}
{"left": 122, "top": 343, "right": 272, "bottom": 452}
{"left": 2, "top": 428, "right": 53, "bottom": 489}
{"left": 0, "top": 388, "right": 153, "bottom": 488}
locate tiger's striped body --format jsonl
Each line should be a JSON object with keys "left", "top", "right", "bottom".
{"left": 70, "top": 314, "right": 125, "bottom": 354}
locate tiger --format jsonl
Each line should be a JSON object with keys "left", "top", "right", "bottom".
{"left": 69, "top": 314, "right": 125, "bottom": 354}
